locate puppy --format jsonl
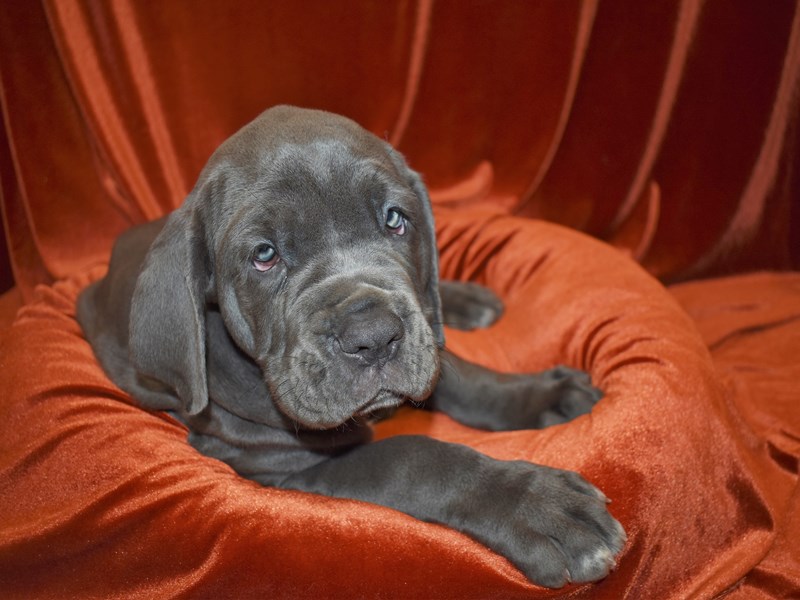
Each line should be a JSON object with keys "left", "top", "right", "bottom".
{"left": 78, "top": 105, "right": 625, "bottom": 588}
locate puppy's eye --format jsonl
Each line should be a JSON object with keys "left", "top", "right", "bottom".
{"left": 252, "top": 243, "right": 279, "bottom": 272}
{"left": 386, "top": 208, "right": 406, "bottom": 235}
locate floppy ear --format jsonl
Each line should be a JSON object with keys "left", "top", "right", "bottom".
{"left": 129, "top": 203, "right": 211, "bottom": 415}
{"left": 385, "top": 146, "right": 445, "bottom": 348}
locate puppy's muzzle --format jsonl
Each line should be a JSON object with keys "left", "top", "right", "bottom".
{"left": 334, "top": 298, "right": 404, "bottom": 367}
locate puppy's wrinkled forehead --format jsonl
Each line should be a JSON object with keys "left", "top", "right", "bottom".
{"left": 266, "top": 138, "right": 400, "bottom": 202}
{"left": 201, "top": 107, "right": 409, "bottom": 240}
{"left": 208, "top": 106, "right": 398, "bottom": 187}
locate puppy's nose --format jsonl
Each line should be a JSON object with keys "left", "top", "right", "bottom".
{"left": 336, "top": 303, "right": 403, "bottom": 366}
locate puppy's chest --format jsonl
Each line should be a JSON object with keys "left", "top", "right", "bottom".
{"left": 180, "top": 397, "right": 372, "bottom": 484}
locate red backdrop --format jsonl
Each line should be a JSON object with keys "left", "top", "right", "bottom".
{"left": 1, "top": 0, "right": 798, "bottom": 302}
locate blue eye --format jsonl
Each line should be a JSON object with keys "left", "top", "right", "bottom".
{"left": 386, "top": 208, "right": 406, "bottom": 235}
{"left": 252, "top": 243, "right": 278, "bottom": 272}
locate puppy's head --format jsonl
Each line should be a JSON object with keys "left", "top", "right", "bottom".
{"left": 130, "top": 106, "right": 444, "bottom": 429}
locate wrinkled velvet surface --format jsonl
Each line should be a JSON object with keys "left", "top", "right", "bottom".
{"left": 1, "top": 212, "right": 799, "bottom": 598}
{"left": 1, "top": 1, "right": 799, "bottom": 598}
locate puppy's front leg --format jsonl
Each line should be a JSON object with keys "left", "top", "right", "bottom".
{"left": 277, "top": 435, "right": 624, "bottom": 588}
{"left": 428, "top": 350, "right": 603, "bottom": 431}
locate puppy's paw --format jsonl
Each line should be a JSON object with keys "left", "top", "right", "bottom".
{"left": 493, "top": 464, "right": 626, "bottom": 588}
{"left": 473, "top": 365, "right": 603, "bottom": 432}
{"left": 439, "top": 280, "right": 503, "bottom": 330}
{"left": 532, "top": 365, "right": 603, "bottom": 428}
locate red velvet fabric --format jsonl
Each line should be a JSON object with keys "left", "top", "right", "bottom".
{"left": 1, "top": 2, "right": 799, "bottom": 598}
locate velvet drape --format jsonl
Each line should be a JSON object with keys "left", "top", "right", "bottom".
{"left": 1, "top": 0, "right": 798, "bottom": 297}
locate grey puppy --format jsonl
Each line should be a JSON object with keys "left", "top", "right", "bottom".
{"left": 78, "top": 105, "right": 625, "bottom": 588}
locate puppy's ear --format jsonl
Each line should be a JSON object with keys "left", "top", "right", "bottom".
{"left": 129, "top": 203, "right": 210, "bottom": 415}
{"left": 385, "top": 146, "right": 445, "bottom": 348}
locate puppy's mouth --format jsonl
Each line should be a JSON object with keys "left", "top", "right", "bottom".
{"left": 265, "top": 337, "right": 439, "bottom": 431}
{"left": 270, "top": 391, "right": 408, "bottom": 431}
{"left": 271, "top": 370, "right": 436, "bottom": 431}
{"left": 261, "top": 279, "right": 440, "bottom": 430}
{"left": 351, "top": 389, "right": 408, "bottom": 421}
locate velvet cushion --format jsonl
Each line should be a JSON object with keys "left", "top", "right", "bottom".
{"left": 1, "top": 208, "right": 797, "bottom": 598}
